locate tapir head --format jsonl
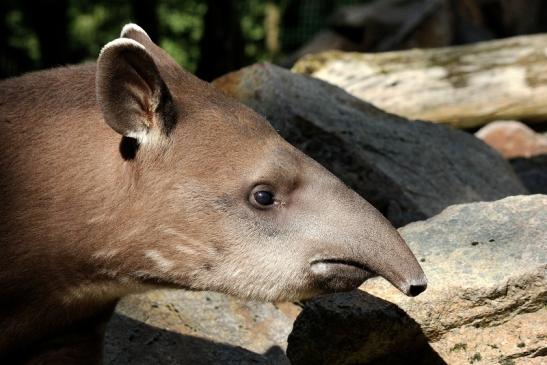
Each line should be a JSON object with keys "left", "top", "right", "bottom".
{"left": 94, "top": 24, "right": 426, "bottom": 302}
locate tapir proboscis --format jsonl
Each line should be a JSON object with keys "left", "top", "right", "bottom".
{"left": 0, "top": 24, "right": 426, "bottom": 364}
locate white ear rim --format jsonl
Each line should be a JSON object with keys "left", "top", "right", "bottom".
{"left": 98, "top": 37, "right": 146, "bottom": 58}
{"left": 126, "top": 131, "right": 151, "bottom": 145}
{"left": 121, "top": 23, "right": 152, "bottom": 41}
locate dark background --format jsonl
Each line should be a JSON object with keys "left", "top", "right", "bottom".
{"left": 2, "top": 0, "right": 547, "bottom": 81}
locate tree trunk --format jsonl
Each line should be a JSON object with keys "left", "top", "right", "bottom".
{"left": 294, "top": 34, "right": 547, "bottom": 128}
{"left": 21, "top": 0, "right": 70, "bottom": 69}
{"left": 196, "top": 0, "right": 245, "bottom": 81}
{"left": 130, "top": 0, "right": 159, "bottom": 43}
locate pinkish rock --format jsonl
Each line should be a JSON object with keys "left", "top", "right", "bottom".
{"left": 475, "top": 121, "right": 547, "bottom": 158}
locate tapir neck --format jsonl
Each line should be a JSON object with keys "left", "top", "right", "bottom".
{"left": 0, "top": 64, "right": 144, "bottom": 355}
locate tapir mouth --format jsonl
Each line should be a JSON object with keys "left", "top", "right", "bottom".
{"left": 309, "top": 258, "right": 377, "bottom": 293}
{"left": 310, "top": 258, "right": 376, "bottom": 276}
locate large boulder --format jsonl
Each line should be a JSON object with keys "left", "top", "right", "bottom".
{"left": 288, "top": 195, "right": 547, "bottom": 365}
{"left": 104, "top": 290, "right": 299, "bottom": 364}
{"left": 213, "top": 63, "right": 526, "bottom": 226}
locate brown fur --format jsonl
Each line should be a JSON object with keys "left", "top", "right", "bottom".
{"left": 0, "top": 24, "right": 426, "bottom": 363}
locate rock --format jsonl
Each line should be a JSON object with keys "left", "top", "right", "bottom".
{"left": 213, "top": 63, "right": 526, "bottom": 227}
{"left": 475, "top": 121, "right": 547, "bottom": 158}
{"left": 287, "top": 291, "right": 444, "bottom": 365}
{"left": 510, "top": 154, "right": 547, "bottom": 194}
{"left": 329, "top": 0, "right": 547, "bottom": 52}
{"left": 104, "top": 290, "right": 299, "bottom": 364}
{"left": 293, "top": 34, "right": 547, "bottom": 128}
{"left": 288, "top": 195, "right": 547, "bottom": 365}
{"left": 279, "top": 0, "right": 453, "bottom": 68}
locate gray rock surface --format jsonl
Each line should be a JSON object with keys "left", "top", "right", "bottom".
{"left": 288, "top": 195, "right": 547, "bottom": 364}
{"left": 213, "top": 63, "right": 526, "bottom": 226}
{"left": 104, "top": 290, "right": 299, "bottom": 364}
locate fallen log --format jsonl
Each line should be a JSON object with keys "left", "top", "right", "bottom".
{"left": 293, "top": 34, "right": 547, "bottom": 128}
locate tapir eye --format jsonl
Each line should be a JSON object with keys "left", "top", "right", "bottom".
{"left": 249, "top": 185, "right": 275, "bottom": 209}
{"left": 254, "top": 191, "right": 274, "bottom": 205}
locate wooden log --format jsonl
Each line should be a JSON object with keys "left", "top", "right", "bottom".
{"left": 293, "top": 34, "right": 547, "bottom": 128}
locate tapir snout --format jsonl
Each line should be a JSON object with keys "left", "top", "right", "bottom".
{"left": 307, "top": 198, "right": 428, "bottom": 297}
{"left": 273, "top": 151, "right": 428, "bottom": 298}
{"left": 326, "top": 188, "right": 427, "bottom": 297}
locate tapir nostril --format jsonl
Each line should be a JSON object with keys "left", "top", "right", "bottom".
{"left": 407, "top": 283, "right": 427, "bottom": 297}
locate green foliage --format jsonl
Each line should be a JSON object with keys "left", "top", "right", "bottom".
{"left": 1, "top": 0, "right": 368, "bottom": 77}
{"left": 158, "top": 0, "right": 206, "bottom": 71}
{"left": 69, "top": 1, "right": 131, "bottom": 63}
{"left": 5, "top": 8, "right": 39, "bottom": 64}
{"left": 239, "top": 0, "right": 268, "bottom": 62}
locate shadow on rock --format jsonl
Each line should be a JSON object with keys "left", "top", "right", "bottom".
{"left": 104, "top": 314, "right": 288, "bottom": 365}
{"left": 510, "top": 154, "right": 547, "bottom": 194}
{"left": 287, "top": 290, "right": 446, "bottom": 365}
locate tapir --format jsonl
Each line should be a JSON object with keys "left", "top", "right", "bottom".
{"left": 0, "top": 24, "right": 427, "bottom": 364}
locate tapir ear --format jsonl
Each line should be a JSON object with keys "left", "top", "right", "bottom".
{"left": 96, "top": 38, "right": 177, "bottom": 143}
{"left": 120, "top": 23, "right": 179, "bottom": 69}
{"left": 120, "top": 23, "right": 153, "bottom": 48}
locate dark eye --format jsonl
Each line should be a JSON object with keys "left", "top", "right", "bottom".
{"left": 254, "top": 191, "right": 274, "bottom": 206}
{"left": 249, "top": 185, "right": 276, "bottom": 209}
